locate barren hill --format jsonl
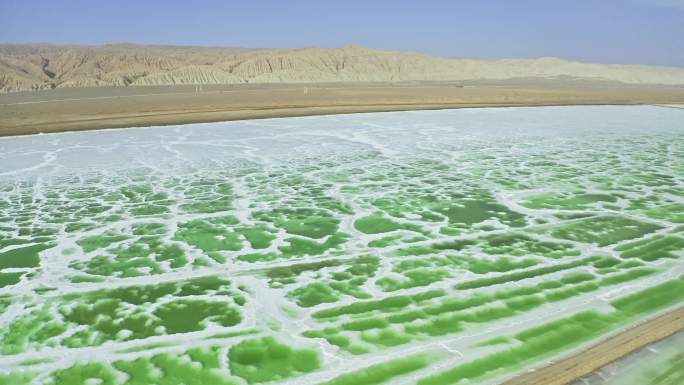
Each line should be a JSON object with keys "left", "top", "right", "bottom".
{"left": 2, "top": 44, "right": 684, "bottom": 93}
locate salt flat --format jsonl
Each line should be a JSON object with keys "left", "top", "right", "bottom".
{"left": 0, "top": 106, "right": 683, "bottom": 385}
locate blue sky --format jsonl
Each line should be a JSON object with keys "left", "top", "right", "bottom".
{"left": 1, "top": 0, "right": 683, "bottom": 66}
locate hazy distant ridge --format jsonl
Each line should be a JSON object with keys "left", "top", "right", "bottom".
{"left": 2, "top": 44, "right": 684, "bottom": 93}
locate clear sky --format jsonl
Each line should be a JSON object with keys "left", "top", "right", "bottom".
{"left": 1, "top": 0, "right": 683, "bottom": 66}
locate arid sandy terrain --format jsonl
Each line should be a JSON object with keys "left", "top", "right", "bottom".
{"left": 3, "top": 44, "right": 684, "bottom": 93}
{"left": 1, "top": 80, "right": 683, "bottom": 136}
{"left": 3, "top": 43, "right": 683, "bottom": 137}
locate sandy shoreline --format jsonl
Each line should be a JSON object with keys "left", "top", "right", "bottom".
{"left": 0, "top": 102, "right": 644, "bottom": 138}
{"left": 1, "top": 81, "right": 683, "bottom": 137}
{"left": 499, "top": 304, "right": 684, "bottom": 385}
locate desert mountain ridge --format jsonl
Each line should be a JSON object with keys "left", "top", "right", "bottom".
{"left": 1, "top": 43, "right": 684, "bottom": 93}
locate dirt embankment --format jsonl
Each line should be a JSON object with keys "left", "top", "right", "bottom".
{"left": 499, "top": 305, "right": 684, "bottom": 385}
